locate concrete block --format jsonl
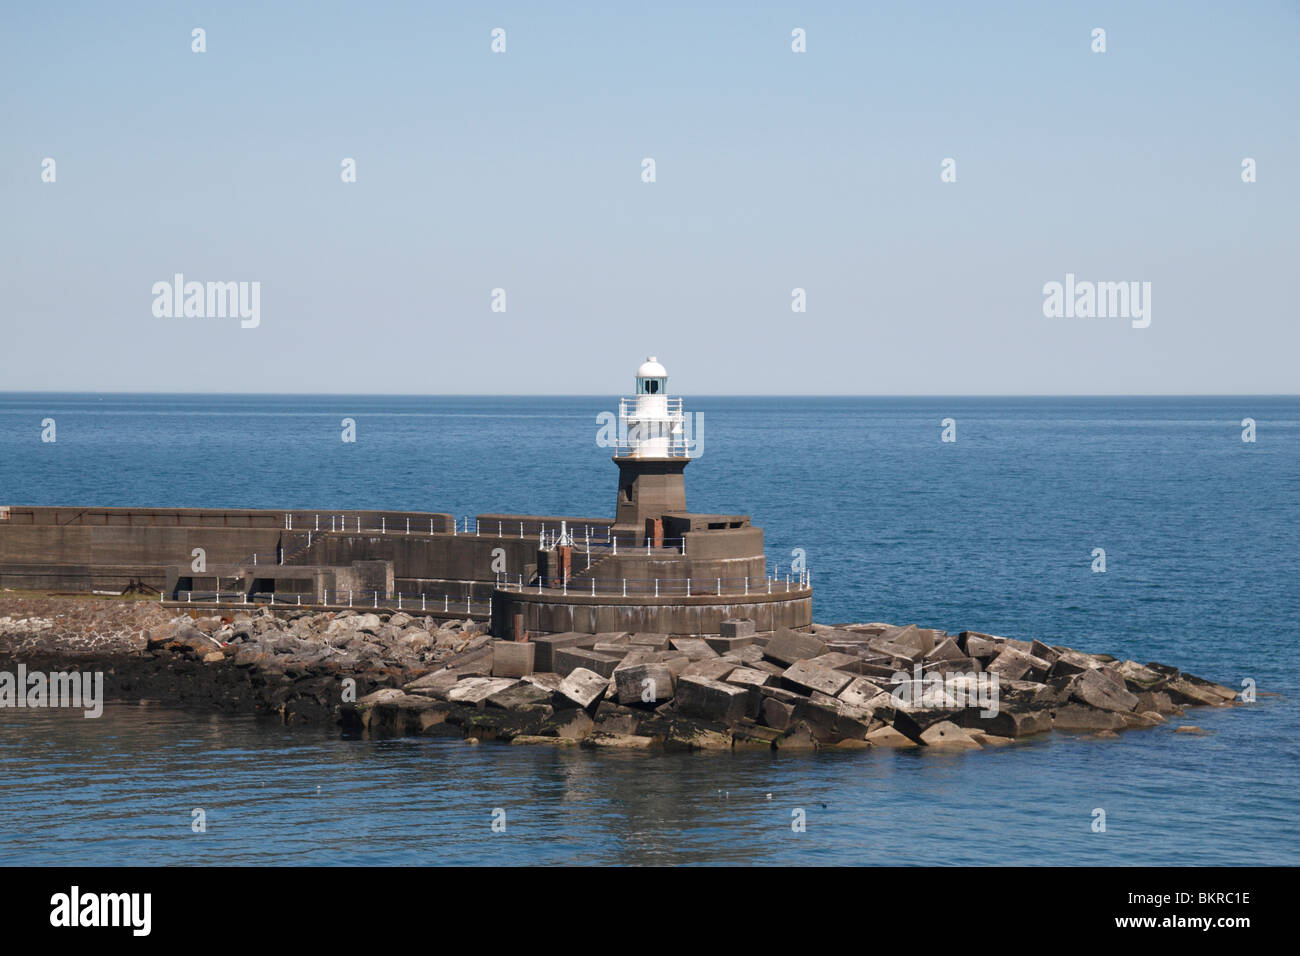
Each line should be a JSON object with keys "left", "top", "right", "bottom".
{"left": 793, "top": 697, "right": 874, "bottom": 743}
{"left": 681, "top": 659, "right": 737, "bottom": 681}
{"left": 521, "top": 672, "right": 564, "bottom": 693}
{"left": 865, "top": 725, "right": 917, "bottom": 748}
{"left": 1070, "top": 667, "right": 1139, "bottom": 713}
{"left": 838, "top": 676, "right": 887, "bottom": 710}
{"left": 669, "top": 637, "right": 719, "bottom": 661}
{"left": 957, "top": 708, "right": 1052, "bottom": 738}
{"left": 491, "top": 640, "right": 535, "bottom": 678}
{"left": 627, "top": 633, "right": 671, "bottom": 649}
{"left": 725, "top": 667, "right": 772, "bottom": 689}
{"left": 403, "top": 669, "right": 459, "bottom": 699}
{"left": 763, "top": 628, "right": 828, "bottom": 666}
{"left": 486, "top": 682, "right": 553, "bottom": 710}
{"left": 553, "top": 647, "right": 622, "bottom": 679}
{"left": 806, "top": 652, "right": 861, "bottom": 671}
{"left": 675, "top": 675, "right": 749, "bottom": 723}
{"left": 926, "top": 638, "right": 966, "bottom": 662}
{"left": 614, "top": 663, "right": 675, "bottom": 706}
{"left": 761, "top": 696, "right": 795, "bottom": 731}
{"left": 720, "top": 618, "right": 757, "bottom": 638}
{"left": 919, "top": 721, "right": 982, "bottom": 749}
{"left": 531, "top": 632, "right": 585, "bottom": 672}
{"left": 447, "top": 677, "right": 520, "bottom": 706}
{"left": 782, "top": 660, "right": 854, "bottom": 697}
{"left": 1052, "top": 704, "right": 1126, "bottom": 732}
{"left": 558, "top": 667, "right": 608, "bottom": 711}
{"left": 706, "top": 634, "right": 756, "bottom": 655}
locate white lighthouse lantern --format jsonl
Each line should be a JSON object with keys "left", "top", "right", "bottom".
{"left": 620, "top": 356, "right": 687, "bottom": 458}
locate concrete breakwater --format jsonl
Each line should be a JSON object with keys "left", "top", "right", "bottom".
{"left": 0, "top": 596, "right": 1243, "bottom": 750}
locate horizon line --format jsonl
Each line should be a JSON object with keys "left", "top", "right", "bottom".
{"left": 0, "top": 391, "right": 1296, "bottom": 400}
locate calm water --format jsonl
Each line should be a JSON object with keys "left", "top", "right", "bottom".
{"left": 0, "top": 394, "right": 1296, "bottom": 865}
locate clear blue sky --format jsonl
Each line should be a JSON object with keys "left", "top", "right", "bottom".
{"left": 2, "top": 1, "right": 1296, "bottom": 394}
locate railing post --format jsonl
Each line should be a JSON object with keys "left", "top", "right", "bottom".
{"left": 622, "top": 578, "right": 626, "bottom": 597}
{"left": 591, "top": 579, "right": 595, "bottom": 596}
{"left": 398, "top": 593, "right": 402, "bottom": 610}
{"left": 686, "top": 578, "right": 691, "bottom": 597}
{"left": 315, "top": 514, "right": 319, "bottom": 531}
{"left": 381, "top": 517, "right": 385, "bottom": 534}
{"left": 349, "top": 589, "right": 353, "bottom": 607}
{"left": 612, "top": 537, "right": 617, "bottom": 556}
{"left": 745, "top": 576, "right": 749, "bottom": 595}
{"left": 374, "top": 592, "right": 378, "bottom": 608}
{"left": 422, "top": 594, "right": 426, "bottom": 611}
{"left": 717, "top": 577, "right": 721, "bottom": 594}
{"left": 445, "top": 595, "right": 449, "bottom": 612}
{"left": 655, "top": 579, "right": 659, "bottom": 597}
{"left": 406, "top": 518, "right": 410, "bottom": 535}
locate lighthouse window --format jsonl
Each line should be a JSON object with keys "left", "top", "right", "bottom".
{"left": 642, "top": 378, "right": 659, "bottom": 394}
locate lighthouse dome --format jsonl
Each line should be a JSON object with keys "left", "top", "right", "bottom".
{"left": 637, "top": 356, "right": 667, "bottom": 378}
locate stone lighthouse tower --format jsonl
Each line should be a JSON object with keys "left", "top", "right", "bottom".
{"left": 612, "top": 356, "right": 690, "bottom": 544}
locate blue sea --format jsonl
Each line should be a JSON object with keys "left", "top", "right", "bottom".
{"left": 0, "top": 394, "right": 1296, "bottom": 865}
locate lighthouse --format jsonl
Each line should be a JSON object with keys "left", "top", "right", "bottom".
{"left": 612, "top": 356, "right": 690, "bottom": 544}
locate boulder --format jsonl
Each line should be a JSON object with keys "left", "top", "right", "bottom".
{"left": 583, "top": 733, "right": 657, "bottom": 749}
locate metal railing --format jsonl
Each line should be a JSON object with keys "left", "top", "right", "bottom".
{"left": 494, "top": 569, "right": 811, "bottom": 598}
{"left": 168, "top": 587, "right": 492, "bottom": 616}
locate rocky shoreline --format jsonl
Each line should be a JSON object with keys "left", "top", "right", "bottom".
{"left": 0, "top": 595, "right": 1246, "bottom": 750}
